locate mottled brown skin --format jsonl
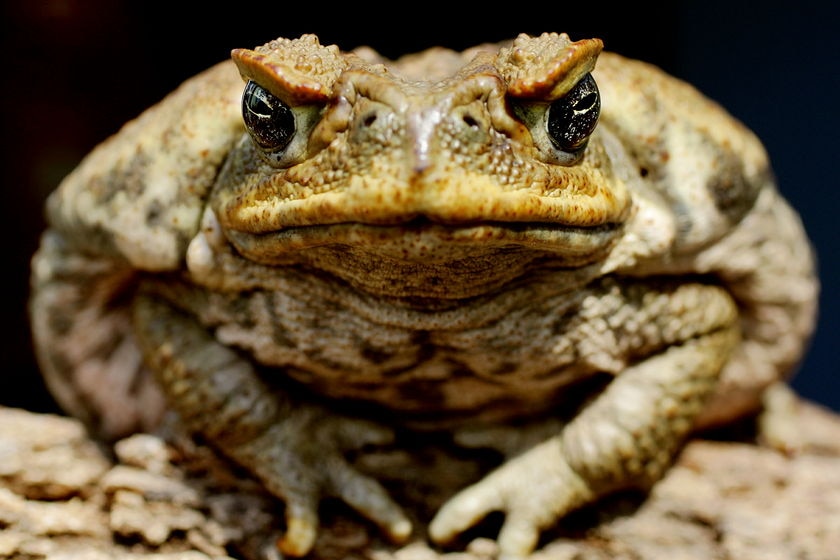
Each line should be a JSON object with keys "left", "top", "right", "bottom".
{"left": 29, "top": 33, "right": 818, "bottom": 558}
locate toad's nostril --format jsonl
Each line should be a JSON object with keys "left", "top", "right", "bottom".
{"left": 462, "top": 115, "right": 479, "bottom": 129}
{"left": 363, "top": 114, "right": 378, "bottom": 127}
{"left": 350, "top": 103, "right": 400, "bottom": 146}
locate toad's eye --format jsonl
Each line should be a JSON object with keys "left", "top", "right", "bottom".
{"left": 242, "top": 80, "right": 295, "bottom": 152}
{"left": 546, "top": 73, "right": 600, "bottom": 153}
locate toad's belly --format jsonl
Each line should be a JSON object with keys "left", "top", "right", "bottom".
{"left": 168, "top": 270, "right": 738, "bottom": 426}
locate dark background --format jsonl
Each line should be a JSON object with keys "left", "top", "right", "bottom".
{"left": 2, "top": 2, "right": 837, "bottom": 415}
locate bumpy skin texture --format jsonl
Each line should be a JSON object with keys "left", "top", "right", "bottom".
{"left": 30, "top": 33, "right": 818, "bottom": 558}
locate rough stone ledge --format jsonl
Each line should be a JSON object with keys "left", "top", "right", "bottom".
{"left": 1, "top": 398, "right": 839, "bottom": 560}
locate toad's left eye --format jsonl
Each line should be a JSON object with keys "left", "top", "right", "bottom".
{"left": 242, "top": 80, "right": 295, "bottom": 152}
{"left": 546, "top": 73, "right": 600, "bottom": 153}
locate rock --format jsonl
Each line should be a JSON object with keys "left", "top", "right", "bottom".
{"left": 1, "top": 399, "right": 839, "bottom": 559}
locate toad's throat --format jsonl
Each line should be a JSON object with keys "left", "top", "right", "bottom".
{"left": 224, "top": 220, "right": 622, "bottom": 299}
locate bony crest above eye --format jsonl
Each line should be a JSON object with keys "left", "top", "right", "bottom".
{"left": 495, "top": 33, "right": 603, "bottom": 165}
{"left": 242, "top": 80, "right": 296, "bottom": 153}
{"left": 231, "top": 35, "right": 347, "bottom": 168}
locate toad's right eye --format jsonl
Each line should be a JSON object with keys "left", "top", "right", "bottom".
{"left": 242, "top": 80, "right": 295, "bottom": 153}
{"left": 545, "top": 73, "right": 600, "bottom": 154}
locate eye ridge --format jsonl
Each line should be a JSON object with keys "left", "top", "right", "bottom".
{"left": 242, "top": 80, "right": 296, "bottom": 152}
{"left": 546, "top": 73, "right": 601, "bottom": 153}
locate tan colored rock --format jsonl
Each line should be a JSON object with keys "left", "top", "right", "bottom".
{"left": 1, "top": 400, "right": 839, "bottom": 559}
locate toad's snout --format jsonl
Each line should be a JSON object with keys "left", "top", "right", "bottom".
{"left": 344, "top": 73, "right": 508, "bottom": 178}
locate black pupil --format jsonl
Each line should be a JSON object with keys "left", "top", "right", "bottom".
{"left": 546, "top": 73, "right": 600, "bottom": 153}
{"left": 575, "top": 93, "right": 598, "bottom": 113}
{"left": 242, "top": 81, "right": 295, "bottom": 151}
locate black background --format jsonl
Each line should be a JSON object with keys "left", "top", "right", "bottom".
{"left": 2, "top": 2, "right": 837, "bottom": 415}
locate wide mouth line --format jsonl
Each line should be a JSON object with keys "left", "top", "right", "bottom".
{"left": 234, "top": 217, "right": 623, "bottom": 236}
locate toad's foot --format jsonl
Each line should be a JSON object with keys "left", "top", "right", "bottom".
{"left": 132, "top": 292, "right": 411, "bottom": 557}
{"left": 429, "top": 437, "right": 593, "bottom": 559}
{"left": 758, "top": 381, "right": 805, "bottom": 455}
{"left": 430, "top": 327, "right": 738, "bottom": 559}
{"left": 235, "top": 410, "right": 413, "bottom": 556}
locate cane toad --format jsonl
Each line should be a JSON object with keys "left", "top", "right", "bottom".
{"left": 29, "top": 33, "right": 819, "bottom": 558}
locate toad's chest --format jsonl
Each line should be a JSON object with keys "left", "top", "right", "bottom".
{"left": 152, "top": 269, "right": 736, "bottom": 423}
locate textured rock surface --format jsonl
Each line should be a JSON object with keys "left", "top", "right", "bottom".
{"left": 1, "top": 397, "right": 839, "bottom": 560}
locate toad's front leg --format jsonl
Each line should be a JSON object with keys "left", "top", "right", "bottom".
{"left": 131, "top": 292, "right": 412, "bottom": 557}
{"left": 430, "top": 283, "right": 740, "bottom": 559}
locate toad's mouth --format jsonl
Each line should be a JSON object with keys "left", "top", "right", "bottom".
{"left": 214, "top": 156, "right": 633, "bottom": 247}
{"left": 213, "top": 168, "right": 632, "bottom": 297}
